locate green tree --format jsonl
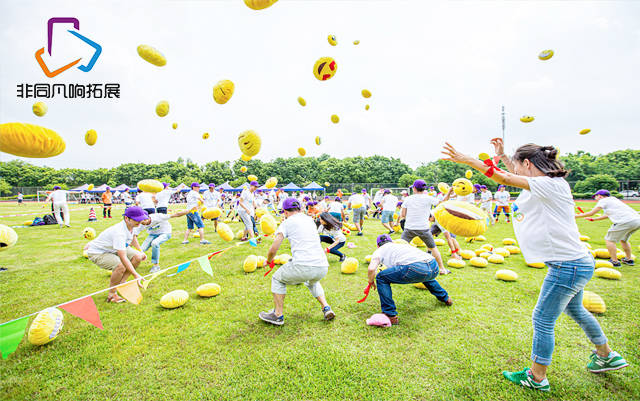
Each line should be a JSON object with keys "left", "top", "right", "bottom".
{"left": 398, "top": 174, "right": 420, "bottom": 188}
{"left": 0, "top": 179, "right": 12, "bottom": 195}
{"left": 573, "top": 174, "right": 619, "bottom": 193}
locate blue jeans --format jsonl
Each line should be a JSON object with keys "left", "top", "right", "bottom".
{"left": 376, "top": 259, "right": 449, "bottom": 316}
{"left": 187, "top": 212, "right": 204, "bottom": 229}
{"left": 531, "top": 256, "right": 607, "bottom": 366}
{"left": 319, "top": 235, "right": 345, "bottom": 258}
{"left": 381, "top": 210, "right": 394, "bottom": 223}
{"left": 141, "top": 233, "right": 171, "bottom": 264}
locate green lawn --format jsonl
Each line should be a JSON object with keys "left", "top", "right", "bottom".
{"left": 1, "top": 201, "right": 639, "bottom": 401}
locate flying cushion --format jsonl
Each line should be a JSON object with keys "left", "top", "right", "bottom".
{"left": 582, "top": 290, "right": 606, "bottom": 314}
{"left": 137, "top": 179, "right": 164, "bottom": 193}
{"left": 433, "top": 200, "right": 487, "bottom": 237}
{"left": 217, "top": 222, "right": 234, "bottom": 242}
{"left": 0, "top": 224, "right": 18, "bottom": 251}
{"left": 0, "top": 122, "right": 65, "bottom": 158}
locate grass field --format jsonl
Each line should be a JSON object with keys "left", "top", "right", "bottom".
{"left": 1, "top": 201, "right": 639, "bottom": 401}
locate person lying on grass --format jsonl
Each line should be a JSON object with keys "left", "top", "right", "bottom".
{"left": 442, "top": 138, "right": 628, "bottom": 392}
{"left": 575, "top": 189, "right": 639, "bottom": 267}
{"left": 259, "top": 198, "right": 335, "bottom": 326}
{"left": 84, "top": 206, "right": 149, "bottom": 303}
{"left": 367, "top": 234, "right": 452, "bottom": 325}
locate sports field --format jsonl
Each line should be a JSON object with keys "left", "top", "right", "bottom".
{"left": 1, "top": 201, "right": 638, "bottom": 401}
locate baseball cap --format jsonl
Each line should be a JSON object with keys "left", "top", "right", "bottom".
{"left": 324, "top": 196, "right": 329, "bottom": 199}
{"left": 162, "top": 182, "right": 169, "bottom": 188}
{"left": 283, "top": 197, "right": 301, "bottom": 211}
{"left": 124, "top": 206, "right": 149, "bottom": 222}
{"left": 480, "top": 185, "right": 487, "bottom": 189}
{"left": 53, "top": 185, "right": 61, "bottom": 190}
{"left": 362, "top": 189, "right": 367, "bottom": 193}
{"left": 594, "top": 189, "right": 610, "bottom": 197}
{"left": 191, "top": 182, "right": 200, "bottom": 188}
{"left": 376, "top": 234, "right": 392, "bottom": 247}
{"left": 250, "top": 181, "right": 259, "bottom": 187}
{"left": 208, "top": 183, "right": 216, "bottom": 188}
{"left": 384, "top": 189, "right": 391, "bottom": 194}
{"left": 413, "top": 179, "right": 427, "bottom": 190}
{"left": 397, "top": 201, "right": 403, "bottom": 207}
{"left": 334, "top": 196, "right": 341, "bottom": 201}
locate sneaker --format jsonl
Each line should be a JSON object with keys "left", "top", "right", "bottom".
{"left": 181, "top": 240, "right": 189, "bottom": 245}
{"left": 322, "top": 306, "right": 335, "bottom": 321}
{"left": 357, "top": 232, "right": 363, "bottom": 236}
{"left": 149, "top": 265, "right": 160, "bottom": 273}
{"left": 384, "top": 314, "right": 399, "bottom": 325}
{"left": 200, "top": 240, "right": 212, "bottom": 245}
{"left": 587, "top": 351, "right": 629, "bottom": 373}
{"left": 259, "top": 310, "right": 284, "bottom": 326}
{"left": 388, "top": 230, "right": 395, "bottom": 234}
{"left": 621, "top": 258, "right": 634, "bottom": 266}
{"left": 339, "top": 254, "right": 346, "bottom": 262}
{"left": 440, "top": 268, "right": 451, "bottom": 275}
{"left": 444, "top": 297, "right": 453, "bottom": 306}
{"left": 502, "top": 368, "right": 550, "bottom": 392}
{"left": 609, "top": 259, "right": 621, "bottom": 267}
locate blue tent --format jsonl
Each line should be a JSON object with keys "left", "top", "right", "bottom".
{"left": 216, "top": 182, "right": 235, "bottom": 191}
{"left": 281, "top": 183, "right": 301, "bottom": 192}
{"left": 303, "top": 182, "right": 324, "bottom": 191}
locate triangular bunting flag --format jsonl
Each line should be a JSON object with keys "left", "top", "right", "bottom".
{"left": 59, "top": 296, "right": 104, "bottom": 330}
{"left": 0, "top": 316, "right": 29, "bottom": 360}
{"left": 167, "top": 261, "right": 191, "bottom": 277}
{"left": 117, "top": 281, "right": 143, "bottom": 305}
{"left": 197, "top": 256, "right": 213, "bottom": 276}
{"left": 142, "top": 271, "right": 162, "bottom": 290}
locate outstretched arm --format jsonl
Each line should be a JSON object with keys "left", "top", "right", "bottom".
{"left": 575, "top": 206, "right": 602, "bottom": 219}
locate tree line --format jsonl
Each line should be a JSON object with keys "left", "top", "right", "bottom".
{"left": 1, "top": 149, "right": 638, "bottom": 195}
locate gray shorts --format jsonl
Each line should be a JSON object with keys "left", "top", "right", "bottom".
{"left": 238, "top": 210, "right": 253, "bottom": 232}
{"left": 401, "top": 228, "right": 436, "bottom": 248}
{"left": 605, "top": 218, "right": 640, "bottom": 243}
{"left": 353, "top": 207, "right": 366, "bottom": 222}
{"left": 272, "top": 262, "right": 328, "bottom": 298}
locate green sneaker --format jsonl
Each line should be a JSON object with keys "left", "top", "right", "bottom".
{"left": 587, "top": 351, "right": 629, "bottom": 373}
{"left": 502, "top": 368, "right": 550, "bottom": 392}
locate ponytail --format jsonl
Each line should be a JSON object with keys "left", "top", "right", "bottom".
{"left": 512, "top": 143, "right": 568, "bottom": 178}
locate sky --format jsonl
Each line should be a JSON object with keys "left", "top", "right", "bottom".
{"left": 1, "top": 0, "right": 639, "bottom": 170}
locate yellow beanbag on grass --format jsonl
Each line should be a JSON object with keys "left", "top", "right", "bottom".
{"left": 256, "top": 256, "right": 267, "bottom": 268}
{"left": 594, "top": 249, "right": 610, "bottom": 259}
{"left": 447, "top": 259, "right": 465, "bottom": 268}
{"left": 28, "top": 308, "right": 64, "bottom": 345}
{"left": 495, "top": 269, "right": 518, "bottom": 281}
{"left": 493, "top": 248, "right": 510, "bottom": 258}
{"left": 160, "top": 290, "right": 189, "bottom": 309}
{"left": 505, "top": 245, "right": 521, "bottom": 254}
{"left": 595, "top": 260, "right": 613, "bottom": 268}
{"left": 488, "top": 254, "right": 504, "bottom": 264}
{"left": 502, "top": 238, "right": 517, "bottom": 245}
{"left": 217, "top": 223, "right": 234, "bottom": 242}
{"left": 243, "top": 255, "right": 258, "bottom": 273}
{"left": 470, "top": 257, "right": 488, "bottom": 268}
{"left": 527, "top": 262, "right": 546, "bottom": 268}
{"left": 196, "top": 283, "right": 221, "bottom": 297}
{"left": 434, "top": 238, "right": 446, "bottom": 246}
{"left": 460, "top": 250, "right": 476, "bottom": 260}
{"left": 341, "top": 257, "right": 358, "bottom": 274}
{"left": 582, "top": 291, "right": 606, "bottom": 314}
{"left": 595, "top": 267, "right": 621, "bottom": 280}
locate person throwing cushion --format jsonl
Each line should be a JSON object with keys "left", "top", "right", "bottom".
{"left": 367, "top": 234, "right": 452, "bottom": 325}
{"left": 576, "top": 189, "right": 640, "bottom": 266}
{"left": 259, "top": 198, "right": 335, "bottom": 326}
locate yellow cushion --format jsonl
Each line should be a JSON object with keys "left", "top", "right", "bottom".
{"left": 28, "top": 308, "right": 64, "bottom": 345}
{"left": 488, "top": 254, "right": 504, "bottom": 264}
{"left": 594, "top": 248, "right": 610, "bottom": 259}
{"left": 594, "top": 267, "right": 621, "bottom": 280}
{"left": 137, "top": 179, "right": 164, "bottom": 193}
{"left": 432, "top": 200, "right": 487, "bottom": 237}
{"left": 213, "top": 79, "right": 235, "bottom": 104}
{"left": 470, "top": 257, "right": 488, "bottom": 268}
{"left": 196, "top": 283, "right": 221, "bottom": 297}
{"left": 217, "top": 223, "right": 234, "bottom": 242}
{"left": 82, "top": 227, "right": 96, "bottom": 239}
{"left": 434, "top": 238, "right": 446, "bottom": 246}
{"left": 493, "top": 247, "right": 510, "bottom": 257}
{"left": 495, "top": 269, "right": 518, "bottom": 281}
{"left": 341, "top": 257, "right": 358, "bottom": 274}
{"left": 582, "top": 290, "right": 606, "bottom": 313}
{"left": 502, "top": 238, "right": 517, "bottom": 245}
{"left": 243, "top": 255, "right": 258, "bottom": 273}
{"left": 0, "top": 224, "right": 18, "bottom": 251}
{"left": 447, "top": 258, "right": 465, "bottom": 268}
{"left": 595, "top": 260, "right": 613, "bottom": 268}
{"left": 505, "top": 245, "right": 521, "bottom": 254}
{"left": 256, "top": 256, "right": 267, "bottom": 268}
{"left": 411, "top": 237, "right": 426, "bottom": 247}
{"left": 0, "top": 122, "right": 65, "bottom": 158}
{"left": 160, "top": 290, "right": 189, "bottom": 309}
{"left": 460, "top": 250, "right": 476, "bottom": 260}
{"left": 260, "top": 215, "right": 278, "bottom": 235}
{"left": 202, "top": 207, "right": 222, "bottom": 219}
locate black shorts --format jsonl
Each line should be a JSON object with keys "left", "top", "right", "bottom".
{"left": 156, "top": 207, "right": 168, "bottom": 214}
{"left": 143, "top": 207, "right": 156, "bottom": 215}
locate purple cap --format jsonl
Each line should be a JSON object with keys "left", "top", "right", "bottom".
{"left": 429, "top": 186, "right": 435, "bottom": 190}
{"left": 191, "top": 182, "right": 200, "bottom": 188}
{"left": 256, "top": 189, "right": 262, "bottom": 193}
{"left": 594, "top": 189, "right": 610, "bottom": 197}
{"left": 163, "top": 182, "right": 169, "bottom": 188}
{"left": 250, "top": 181, "right": 259, "bottom": 187}
{"left": 413, "top": 179, "right": 427, "bottom": 190}
{"left": 397, "top": 201, "right": 403, "bottom": 207}
{"left": 375, "top": 201, "right": 381, "bottom": 206}
{"left": 306, "top": 201, "right": 314, "bottom": 207}
{"left": 334, "top": 196, "right": 341, "bottom": 201}
{"left": 362, "top": 189, "right": 367, "bottom": 193}
{"left": 376, "top": 234, "right": 392, "bottom": 247}
{"left": 384, "top": 189, "right": 391, "bottom": 194}
{"left": 324, "top": 196, "right": 329, "bottom": 199}
{"left": 106, "top": 187, "right": 110, "bottom": 191}
{"left": 304, "top": 196, "right": 310, "bottom": 201}
{"left": 498, "top": 185, "right": 505, "bottom": 189}
{"left": 124, "top": 206, "right": 149, "bottom": 222}
{"left": 209, "top": 183, "right": 216, "bottom": 188}
{"left": 53, "top": 185, "right": 61, "bottom": 190}
{"left": 473, "top": 184, "right": 481, "bottom": 191}
{"left": 480, "top": 185, "right": 487, "bottom": 189}
{"left": 283, "top": 197, "right": 301, "bottom": 210}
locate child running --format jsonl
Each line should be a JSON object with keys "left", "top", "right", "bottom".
{"left": 494, "top": 185, "right": 511, "bottom": 222}
{"left": 181, "top": 182, "right": 211, "bottom": 245}
{"left": 259, "top": 198, "right": 335, "bottom": 326}
{"left": 318, "top": 212, "right": 347, "bottom": 262}
{"left": 442, "top": 139, "right": 628, "bottom": 392}
{"left": 380, "top": 189, "right": 398, "bottom": 234}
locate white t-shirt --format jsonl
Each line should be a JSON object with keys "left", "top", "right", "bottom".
{"left": 382, "top": 194, "right": 398, "bottom": 211}
{"left": 436, "top": 193, "right": 445, "bottom": 203}
{"left": 123, "top": 192, "right": 133, "bottom": 203}
{"left": 596, "top": 196, "right": 640, "bottom": 224}
{"left": 87, "top": 221, "right": 133, "bottom": 255}
{"left": 186, "top": 190, "right": 201, "bottom": 211}
{"left": 318, "top": 225, "right": 346, "bottom": 243}
{"left": 512, "top": 176, "right": 588, "bottom": 263}
{"left": 239, "top": 188, "right": 255, "bottom": 214}
{"left": 155, "top": 188, "right": 175, "bottom": 208}
{"left": 373, "top": 190, "right": 384, "bottom": 204}
{"left": 372, "top": 243, "right": 433, "bottom": 267}
{"left": 458, "top": 193, "right": 475, "bottom": 203}
{"left": 203, "top": 190, "right": 220, "bottom": 208}
{"left": 276, "top": 213, "right": 329, "bottom": 267}
{"left": 495, "top": 190, "right": 510, "bottom": 206}
{"left": 134, "top": 213, "right": 172, "bottom": 236}
{"left": 363, "top": 193, "right": 372, "bottom": 206}
{"left": 349, "top": 194, "right": 365, "bottom": 208}
{"left": 480, "top": 191, "right": 493, "bottom": 204}
{"left": 327, "top": 201, "right": 343, "bottom": 213}
{"left": 50, "top": 190, "right": 67, "bottom": 204}
{"left": 403, "top": 193, "right": 438, "bottom": 230}
{"left": 136, "top": 192, "right": 156, "bottom": 209}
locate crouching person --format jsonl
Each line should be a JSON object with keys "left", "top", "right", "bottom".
{"left": 367, "top": 234, "right": 452, "bottom": 325}
{"left": 85, "top": 206, "right": 149, "bottom": 303}
{"left": 259, "top": 198, "right": 335, "bottom": 326}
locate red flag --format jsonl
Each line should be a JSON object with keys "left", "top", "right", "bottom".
{"left": 59, "top": 296, "right": 104, "bottom": 330}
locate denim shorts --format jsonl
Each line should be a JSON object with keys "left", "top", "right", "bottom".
{"left": 187, "top": 211, "right": 205, "bottom": 229}
{"left": 353, "top": 207, "right": 366, "bottom": 222}
{"left": 381, "top": 210, "right": 394, "bottom": 223}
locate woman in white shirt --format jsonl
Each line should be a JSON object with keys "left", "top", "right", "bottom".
{"left": 442, "top": 139, "right": 628, "bottom": 392}
{"left": 317, "top": 212, "right": 347, "bottom": 262}
{"left": 46, "top": 186, "right": 70, "bottom": 227}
